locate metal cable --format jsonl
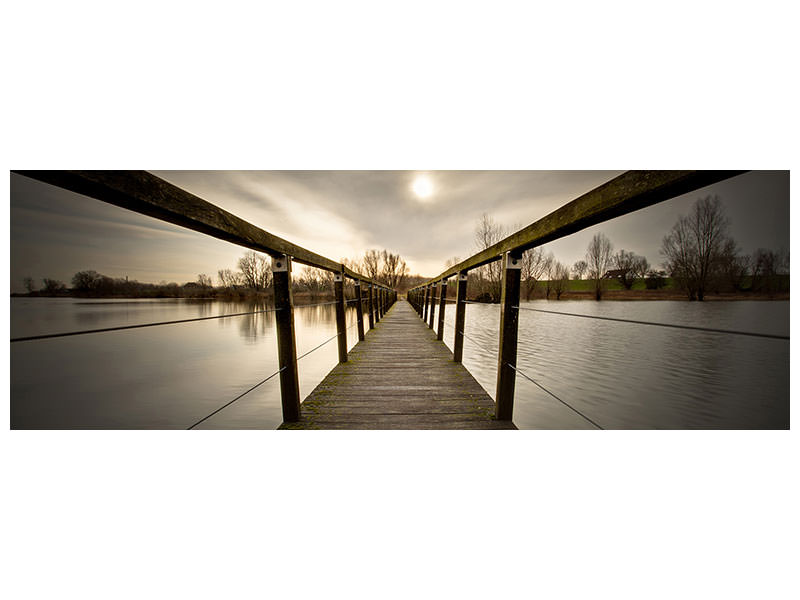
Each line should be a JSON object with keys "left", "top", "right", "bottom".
{"left": 187, "top": 366, "right": 286, "bottom": 430}
{"left": 296, "top": 333, "right": 341, "bottom": 362}
{"left": 508, "top": 364, "right": 604, "bottom": 430}
{"left": 513, "top": 306, "right": 789, "bottom": 340}
{"left": 458, "top": 330, "right": 496, "bottom": 356}
{"left": 11, "top": 307, "right": 282, "bottom": 343}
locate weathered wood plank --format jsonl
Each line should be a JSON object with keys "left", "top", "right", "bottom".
{"left": 279, "top": 300, "right": 516, "bottom": 430}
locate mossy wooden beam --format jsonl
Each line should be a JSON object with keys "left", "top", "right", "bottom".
{"left": 411, "top": 170, "right": 747, "bottom": 289}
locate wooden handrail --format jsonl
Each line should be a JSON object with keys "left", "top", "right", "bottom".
{"left": 12, "top": 170, "right": 390, "bottom": 289}
{"left": 410, "top": 170, "right": 747, "bottom": 288}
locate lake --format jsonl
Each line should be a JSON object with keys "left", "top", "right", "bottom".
{"left": 10, "top": 297, "right": 790, "bottom": 429}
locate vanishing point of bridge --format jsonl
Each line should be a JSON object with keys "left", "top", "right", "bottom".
{"left": 12, "top": 170, "right": 746, "bottom": 429}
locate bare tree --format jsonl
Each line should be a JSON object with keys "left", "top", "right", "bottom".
{"left": 197, "top": 274, "right": 212, "bottom": 291}
{"left": 520, "top": 247, "right": 548, "bottom": 300}
{"left": 474, "top": 214, "right": 506, "bottom": 301}
{"left": 362, "top": 250, "right": 381, "bottom": 281}
{"left": 542, "top": 252, "right": 556, "bottom": 299}
{"left": 237, "top": 251, "right": 271, "bottom": 291}
{"left": 217, "top": 268, "right": 243, "bottom": 291}
{"left": 23, "top": 277, "right": 36, "bottom": 293}
{"left": 751, "top": 247, "right": 789, "bottom": 295}
{"left": 72, "top": 270, "right": 102, "bottom": 292}
{"left": 571, "top": 260, "right": 588, "bottom": 280}
{"left": 381, "top": 250, "right": 409, "bottom": 288}
{"left": 611, "top": 249, "right": 647, "bottom": 290}
{"left": 297, "top": 266, "right": 326, "bottom": 299}
{"left": 586, "top": 233, "right": 613, "bottom": 300}
{"left": 660, "top": 195, "right": 731, "bottom": 301}
{"left": 551, "top": 261, "right": 570, "bottom": 300}
{"left": 444, "top": 256, "right": 462, "bottom": 270}
{"left": 42, "top": 278, "right": 67, "bottom": 294}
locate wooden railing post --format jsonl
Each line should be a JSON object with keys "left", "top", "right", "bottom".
{"left": 453, "top": 271, "right": 468, "bottom": 363}
{"left": 422, "top": 286, "right": 429, "bottom": 321}
{"left": 367, "top": 284, "right": 375, "bottom": 329}
{"left": 428, "top": 282, "right": 437, "bottom": 329}
{"left": 437, "top": 279, "right": 447, "bottom": 341}
{"left": 272, "top": 254, "right": 301, "bottom": 422}
{"left": 495, "top": 251, "right": 522, "bottom": 421}
{"left": 375, "top": 286, "right": 381, "bottom": 323}
{"left": 334, "top": 270, "right": 348, "bottom": 363}
{"left": 354, "top": 279, "right": 365, "bottom": 342}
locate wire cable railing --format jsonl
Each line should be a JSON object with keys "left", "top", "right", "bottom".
{"left": 507, "top": 364, "right": 604, "bottom": 430}
{"left": 10, "top": 307, "right": 283, "bottom": 343}
{"left": 188, "top": 319, "right": 366, "bottom": 429}
{"left": 513, "top": 306, "right": 789, "bottom": 341}
{"left": 187, "top": 366, "right": 286, "bottom": 430}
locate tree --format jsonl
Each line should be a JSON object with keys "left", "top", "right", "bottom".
{"left": 72, "top": 270, "right": 102, "bottom": 292}
{"left": 751, "top": 248, "right": 789, "bottom": 295}
{"left": 473, "top": 214, "right": 506, "bottom": 301}
{"left": 520, "top": 247, "right": 548, "bottom": 300}
{"left": 23, "top": 277, "right": 36, "bottom": 293}
{"left": 572, "top": 260, "right": 588, "bottom": 280}
{"left": 237, "top": 251, "right": 271, "bottom": 291}
{"left": 42, "top": 278, "right": 67, "bottom": 294}
{"left": 551, "top": 261, "right": 570, "bottom": 300}
{"left": 197, "top": 274, "right": 212, "bottom": 290}
{"left": 381, "top": 250, "right": 409, "bottom": 288}
{"left": 586, "top": 233, "right": 613, "bottom": 300}
{"left": 660, "top": 195, "right": 731, "bottom": 301}
{"left": 362, "top": 250, "right": 381, "bottom": 282}
{"left": 611, "top": 249, "right": 648, "bottom": 290}
{"left": 217, "top": 268, "right": 242, "bottom": 290}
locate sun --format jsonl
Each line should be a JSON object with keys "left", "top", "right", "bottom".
{"left": 412, "top": 175, "right": 434, "bottom": 200}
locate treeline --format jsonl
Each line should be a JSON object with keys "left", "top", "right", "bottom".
{"left": 455, "top": 196, "right": 788, "bottom": 302}
{"left": 17, "top": 248, "right": 420, "bottom": 300}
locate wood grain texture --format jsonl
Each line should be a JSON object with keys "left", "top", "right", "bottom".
{"left": 279, "top": 301, "right": 516, "bottom": 429}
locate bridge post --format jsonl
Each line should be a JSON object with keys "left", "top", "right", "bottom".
{"left": 495, "top": 251, "right": 522, "bottom": 421}
{"left": 272, "top": 255, "right": 301, "bottom": 422}
{"left": 428, "top": 282, "right": 437, "bottom": 329}
{"left": 437, "top": 279, "right": 447, "bottom": 341}
{"left": 422, "top": 286, "right": 429, "bottom": 321}
{"left": 367, "top": 284, "right": 375, "bottom": 329}
{"left": 354, "top": 279, "right": 365, "bottom": 342}
{"left": 375, "top": 287, "right": 381, "bottom": 323}
{"left": 334, "top": 271, "right": 348, "bottom": 363}
{"left": 453, "top": 271, "right": 468, "bottom": 363}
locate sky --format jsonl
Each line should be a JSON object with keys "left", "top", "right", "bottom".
{"left": 9, "top": 170, "right": 789, "bottom": 292}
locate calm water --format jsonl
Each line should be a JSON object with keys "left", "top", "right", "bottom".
{"left": 435, "top": 299, "right": 790, "bottom": 429}
{"left": 10, "top": 298, "right": 790, "bottom": 429}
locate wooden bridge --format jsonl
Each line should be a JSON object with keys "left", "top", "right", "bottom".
{"left": 12, "top": 170, "right": 746, "bottom": 429}
{"left": 280, "top": 300, "right": 515, "bottom": 429}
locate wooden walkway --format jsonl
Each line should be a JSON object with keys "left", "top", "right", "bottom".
{"left": 279, "top": 300, "right": 516, "bottom": 429}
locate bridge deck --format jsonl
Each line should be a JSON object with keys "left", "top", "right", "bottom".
{"left": 279, "top": 300, "right": 516, "bottom": 429}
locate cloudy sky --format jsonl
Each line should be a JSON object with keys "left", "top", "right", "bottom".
{"left": 9, "top": 170, "right": 789, "bottom": 292}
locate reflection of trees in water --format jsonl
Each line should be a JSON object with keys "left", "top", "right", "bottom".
{"left": 294, "top": 304, "right": 337, "bottom": 329}
{"left": 211, "top": 299, "right": 275, "bottom": 342}
{"left": 74, "top": 299, "right": 216, "bottom": 327}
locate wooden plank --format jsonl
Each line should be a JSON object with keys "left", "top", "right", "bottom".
{"left": 412, "top": 170, "right": 747, "bottom": 287}
{"left": 279, "top": 300, "right": 516, "bottom": 430}
{"left": 12, "top": 170, "right": 379, "bottom": 284}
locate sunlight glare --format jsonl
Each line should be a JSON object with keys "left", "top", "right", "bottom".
{"left": 412, "top": 176, "right": 434, "bottom": 200}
